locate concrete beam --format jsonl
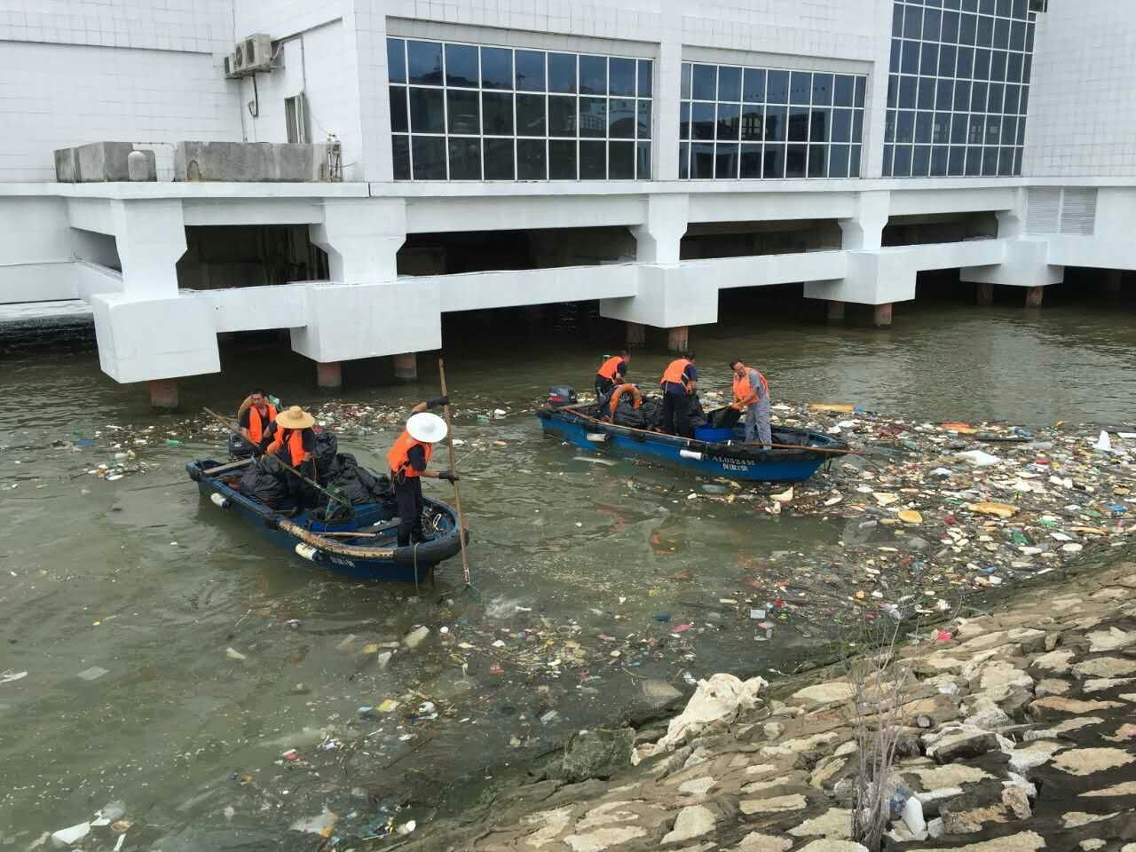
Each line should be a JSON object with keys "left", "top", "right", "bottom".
{"left": 688, "top": 191, "right": 859, "bottom": 224}
{"left": 91, "top": 292, "right": 219, "bottom": 383}
{"left": 405, "top": 195, "right": 647, "bottom": 234}
{"left": 433, "top": 263, "right": 639, "bottom": 313}
{"left": 182, "top": 199, "right": 326, "bottom": 227}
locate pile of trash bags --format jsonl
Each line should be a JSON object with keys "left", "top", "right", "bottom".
{"left": 606, "top": 390, "right": 710, "bottom": 433}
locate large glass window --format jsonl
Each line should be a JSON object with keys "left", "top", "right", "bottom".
{"left": 388, "top": 38, "right": 652, "bottom": 181}
{"left": 884, "top": 0, "right": 1035, "bottom": 177}
{"left": 680, "top": 63, "right": 866, "bottom": 180}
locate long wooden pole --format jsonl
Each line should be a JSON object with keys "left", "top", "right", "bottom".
{"left": 437, "top": 358, "right": 471, "bottom": 586}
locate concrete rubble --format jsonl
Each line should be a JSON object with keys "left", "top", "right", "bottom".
{"left": 391, "top": 555, "right": 1136, "bottom": 851}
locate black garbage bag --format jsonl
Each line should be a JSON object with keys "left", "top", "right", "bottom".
{"left": 640, "top": 397, "right": 663, "bottom": 430}
{"left": 326, "top": 453, "right": 394, "bottom": 506}
{"left": 239, "top": 454, "right": 290, "bottom": 508}
{"left": 612, "top": 395, "right": 648, "bottom": 428}
{"left": 313, "top": 431, "right": 339, "bottom": 483}
{"left": 686, "top": 395, "right": 709, "bottom": 430}
{"left": 709, "top": 406, "right": 742, "bottom": 429}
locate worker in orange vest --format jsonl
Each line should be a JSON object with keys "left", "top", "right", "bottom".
{"left": 659, "top": 353, "right": 698, "bottom": 437}
{"left": 729, "top": 358, "right": 771, "bottom": 446}
{"left": 263, "top": 405, "right": 318, "bottom": 508}
{"left": 239, "top": 388, "right": 277, "bottom": 450}
{"left": 388, "top": 398, "right": 459, "bottom": 547}
{"left": 595, "top": 350, "right": 630, "bottom": 400}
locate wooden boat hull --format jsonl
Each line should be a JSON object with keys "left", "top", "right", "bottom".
{"left": 537, "top": 408, "right": 848, "bottom": 483}
{"left": 187, "top": 459, "right": 467, "bottom": 583}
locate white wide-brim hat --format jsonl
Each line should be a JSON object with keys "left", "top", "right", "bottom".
{"left": 407, "top": 412, "right": 448, "bottom": 443}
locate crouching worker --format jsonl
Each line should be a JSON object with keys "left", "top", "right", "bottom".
{"left": 388, "top": 398, "right": 459, "bottom": 547}
{"left": 264, "top": 406, "right": 318, "bottom": 509}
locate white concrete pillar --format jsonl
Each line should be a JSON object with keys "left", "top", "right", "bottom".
{"left": 310, "top": 198, "right": 406, "bottom": 284}
{"left": 632, "top": 194, "right": 688, "bottom": 264}
{"left": 346, "top": 0, "right": 390, "bottom": 182}
{"left": 838, "top": 191, "right": 891, "bottom": 251}
{"left": 113, "top": 199, "right": 186, "bottom": 299}
{"left": 653, "top": 40, "right": 683, "bottom": 181}
{"left": 861, "top": 0, "right": 895, "bottom": 179}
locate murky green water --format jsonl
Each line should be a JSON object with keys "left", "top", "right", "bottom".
{"left": 2, "top": 293, "right": 1134, "bottom": 845}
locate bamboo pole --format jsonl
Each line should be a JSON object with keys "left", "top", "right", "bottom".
{"left": 437, "top": 358, "right": 472, "bottom": 586}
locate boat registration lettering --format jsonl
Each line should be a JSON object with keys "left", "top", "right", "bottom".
{"left": 327, "top": 556, "right": 357, "bottom": 568}
{"left": 709, "top": 456, "right": 750, "bottom": 472}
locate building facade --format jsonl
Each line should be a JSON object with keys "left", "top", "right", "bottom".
{"left": 0, "top": 0, "right": 1133, "bottom": 397}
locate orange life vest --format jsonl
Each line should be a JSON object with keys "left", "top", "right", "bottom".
{"left": 268, "top": 426, "right": 305, "bottom": 467}
{"left": 660, "top": 358, "right": 693, "bottom": 387}
{"left": 733, "top": 369, "right": 769, "bottom": 405}
{"left": 597, "top": 356, "right": 624, "bottom": 381}
{"left": 387, "top": 430, "right": 433, "bottom": 480}
{"left": 247, "top": 402, "right": 277, "bottom": 444}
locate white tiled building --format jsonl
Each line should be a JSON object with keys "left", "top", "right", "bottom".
{"left": 0, "top": 0, "right": 1132, "bottom": 401}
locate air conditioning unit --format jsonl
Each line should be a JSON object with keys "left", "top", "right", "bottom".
{"left": 222, "top": 53, "right": 240, "bottom": 79}
{"left": 235, "top": 33, "right": 274, "bottom": 74}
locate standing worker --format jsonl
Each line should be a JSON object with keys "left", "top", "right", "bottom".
{"left": 729, "top": 358, "right": 771, "bottom": 447}
{"left": 595, "top": 351, "right": 631, "bottom": 400}
{"left": 239, "top": 388, "right": 277, "bottom": 449}
{"left": 659, "top": 353, "right": 698, "bottom": 437}
{"left": 263, "top": 405, "right": 318, "bottom": 508}
{"left": 388, "top": 399, "right": 459, "bottom": 547}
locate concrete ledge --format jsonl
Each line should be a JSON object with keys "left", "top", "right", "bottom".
{"left": 431, "top": 263, "right": 639, "bottom": 313}
{"left": 1045, "top": 236, "right": 1136, "bottom": 270}
{"left": 195, "top": 285, "right": 308, "bottom": 333}
{"left": 0, "top": 261, "right": 79, "bottom": 303}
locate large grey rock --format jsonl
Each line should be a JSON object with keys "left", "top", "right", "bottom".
{"left": 641, "top": 679, "right": 684, "bottom": 708}
{"left": 561, "top": 728, "right": 635, "bottom": 782}
{"left": 1052, "top": 747, "right": 1136, "bottom": 776}
{"left": 661, "top": 804, "right": 716, "bottom": 844}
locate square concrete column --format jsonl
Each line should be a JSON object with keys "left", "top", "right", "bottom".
{"left": 114, "top": 199, "right": 187, "bottom": 299}
{"left": 1024, "top": 286, "right": 1044, "bottom": 308}
{"left": 310, "top": 198, "right": 406, "bottom": 284}
{"left": 626, "top": 321, "right": 646, "bottom": 348}
{"left": 652, "top": 41, "right": 683, "bottom": 181}
{"left": 838, "top": 191, "right": 891, "bottom": 251}
{"left": 976, "top": 281, "right": 994, "bottom": 305}
{"left": 873, "top": 303, "right": 893, "bottom": 328}
{"left": 317, "top": 361, "right": 343, "bottom": 389}
{"left": 149, "top": 379, "right": 179, "bottom": 410}
{"left": 667, "top": 326, "right": 689, "bottom": 353}
{"left": 393, "top": 352, "right": 417, "bottom": 381}
{"left": 826, "top": 300, "right": 846, "bottom": 321}
{"left": 632, "top": 194, "right": 688, "bottom": 264}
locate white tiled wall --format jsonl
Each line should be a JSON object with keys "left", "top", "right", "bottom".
{"left": 1023, "top": 1, "right": 1136, "bottom": 178}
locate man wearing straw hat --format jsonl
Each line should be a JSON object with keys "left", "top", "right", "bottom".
{"left": 388, "top": 399, "right": 458, "bottom": 547}
{"left": 264, "top": 405, "right": 318, "bottom": 507}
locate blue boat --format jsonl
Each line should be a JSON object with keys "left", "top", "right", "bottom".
{"left": 537, "top": 403, "right": 849, "bottom": 483}
{"left": 186, "top": 458, "right": 468, "bottom": 583}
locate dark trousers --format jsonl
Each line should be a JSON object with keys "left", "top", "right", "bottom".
{"left": 595, "top": 376, "right": 615, "bottom": 400}
{"left": 394, "top": 475, "right": 425, "bottom": 547}
{"left": 661, "top": 391, "right": 694, "bottom": 437}
{"left": 288, "top": 460, "right": 316, "bottom": 510}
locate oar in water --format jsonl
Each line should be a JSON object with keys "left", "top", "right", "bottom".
{"left": 201, "top": 407, "right": 351, "bottom": 511}
{"left": 438, "top": 358, "right": 472, "bottom": 588}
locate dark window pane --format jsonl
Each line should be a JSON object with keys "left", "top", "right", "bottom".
{"left": 968, "top": 113, "right": 984, "bottom": 143}
{"left": 960, "top": 12, "right": 977, "bottom": 44}
{"left": 765, "top": 105, "right": 787, "bottom": 141}
{"left": 715, "top": 143, "right": 739, "bottom": 179}
{"left": 515, "top": 50, "right": 545, "bottom": 92}
{"left": 387, "top": 38, "right": 406, "bottom": 84}
{"left": 764, "top": 144, "right": 785, "bottom": 178}
{"left": 681, "top": 62, "right": 692, "bottom": 100}
{"left": 407, "top": 40, "right": 443, "bottom": 85}
{"left": 786, "top": 143, "right": 808, "bottom": 177}
{"left": 904, "top": 4, "right": 922, "bottom": 38}
{"left": 834, "top": 75, "right": 854, "bottom": 106}
{"left": 788, "top": 106, "right": 809, "bottom": 141}
{"left": 930, "top": 145, "right": 948, "bottom": 176}
{"left": 744, "top": 69, "right": 766, "bottom": 103}
{"left": 1013, "top": 147, "right": 1022, "bottom": 176}
{"left": 389, "top": 85, "right": 408, "bottom": 132}
{"left": 740, "top": 143, "right": 762, "bottom": 178}
{"left": 977, "top": 15, "right": 993, "bottom": 47}
{"left": 1004, "top": 83, "right": 1020, "bottom": 114}
{"left": 1002, "top": 115, "right": 1017, "bottom": 145}
{"left": 638, "top": 60, "right": 652, "bottom": 97}
{"left": 954, "top": 80, "right": 971, "bottom": 110}
{"left": 996, "top": 0, "right": 1011, "bottom": 15}
{"left": 448, "top": 137, "right": 481, "bottom": 179}
{"left": 982, "top": 146, "right": 998, "bottom": 175}
{"left": 921, "top": 42, "right": 939, "bottom": 77}
{"left": 948, "top": 146, "right": 966, "bottom": 175}
{"left": 849, "top": 144, "right": 861, "bottom": 177}
{"left": 680, "top": 102, "right": 691, "bottom": 139}
{"left": 808, "top": 144, "right": 826, "bottom": 177}
{"left": 1019, "top": 85, "right": 1029, "bottom": 115}
{"left": 637, "top": 100, "right": 651, "bottom": 138}
{"left": 610, "top": 58, "right": 635, "bottom": 96}
{"left": 965, "top": 147, "right": 981, "bottom": 175}
{"left": 741, "top": 104, "right": 763, "bottom": 141}
{"left": 901, "top": 39, "right": 919, "bottom": 75}
{"left": 445, "top": 44, "right": 478, "bottom": 87}
{"left": 853, "top": 110, "right": 864, "bottom": 141}
{"left": 1006, "top": 53, "right": 1022, "bottom": 83}
{"left": 887, "top": 74, "right": 898, "bottom": 108}
{"left": 994, "top": 17, "right": 1010, "bottom": 49}
{"left": 690, "top": 143, "right": 714, "bottom": 178}
{"left": 636, "top": 141, "right": 650, "bottom": 179}
{"left": 579, "top": 56, "right": 607, "bottom": 95}
{"left": 942, "top": 10, "right": 960, "bottom": 42}
{"left": 692, "top": 102, "right": 715, "bottom": 140}
{"left": 972, "top": 81, "right": 988, "bottom": 112}
{"left": 579, "top": 97, "right": 606, "bottom": 137}
{"left": 548, "top": 96, "right": 576, "bottom": 136}
{"left": 717, "top": 103, "right": 741, "bottom": 140}
{"left": 990, "top": 51, "right": 1006, "bottom": 82}
{"left": 923, "top": 7, "right": 942, "bottom": 39}
{"left": 933, "top": 112, "right": 951, "bottom": 143}
{"left": 481, "top": 47, "right": 512, "bottom": 90}
{"left": 985, "top": 114, "right": 1001, "bottom": 144}
{"left": 516, "top": 93, "right": 546, "bottom": 136}
{"left": 446, "top": 89, "right": 479, "bottom": 134}
{"left": 987, "top": 82, "right": 1004, "bottom": 113}
{"left": 549, "top": 54, "right": 576, "bottom": 94}
{"left": 918, "top": 78, "right": 935, "bottom": 110}
{"left": 980, "top": 0, "right": 995, "bottom": 15}
{"left": 412, "top": 136, "right": 445, "bottom": 179}
{"left": 891, "top": 39, "right": 902, "bottom": 72}
{"left": 1012, "top": 0, "right": 1026, "bottom": 16}
{"left": 692, "top": 65, "right": 716, "bottom": 100}
{"left": 892, "top": 2, "right": 904, "bottom": 37}
{"left": 885, "top": 111, "right": 896, "bottom": 143}
{"left": 484, "top": 138, "right": 515, "bottom": 180}
{"left": 767, "top": 70, "right": 789, "bottom": 103}
{"left": 831, "top": 108, "right": 852, "bottom": 143}
{"left": 718, "top": 66, "right": 742, "bottom": 101}
{"left": 913, "top": 145, "right": 931, "bottom": 177}
{"left": 1025, "top": 20, "right": 1035, "bottom": 53}
{"left": 790, "top": 71, "right": 812, "bottom": 105}
{"left": 482, "top": 92, "right": 514, "bottom": 135}
{"left": 517, "top": 139, "right": 546, "bottom": 180}
{"left": 957, "top": 46, "right": 974, "bottom": 77}
{"left": 679, "top": 142, "right": 689, "bottom": 179}
{"left": 855, "top": 76, "right": 866, "bottom": 107}
{"left": 892, "top": 144, "right": 912, "bottom": 177}
{"left": 609, "top": 141, "right": 634, "bottom": 178}
{"left": 812, "top": 73, "right": 833, "bottom": 106}
{"left": 896, "top": 110, "right": 914, "bottom": 143}
{"left": 550, "top": 140, "right": 576, "bottom": 179}
{"left": 899, "top": 76, "right": 917, "bottom": 109}
{"left": 580, "top": 140, "right": 606, "bottom": 178}
{"left": 810, "top": 108, "right": 831, "bottom": 141}
{"left": 392, "top": 135, "right": 410, "bottom": 179}
{"left": 829, "top": 144, "right": 849, "bottom": 177}
{"left": 951, "top": 113, "right": 968, "bottom": 143}
{"left": 610, "top": 98, "right": 636, "bottom": 138}
{"left": 937, "top": 78, "right": 954, "bottom": 109}
{"left": 409, "top": 87, "right": 444, "bottom": 133}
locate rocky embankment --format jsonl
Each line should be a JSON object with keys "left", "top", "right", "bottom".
{"left": 400, "top": 555, "right": 1136, "bottom": 852}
